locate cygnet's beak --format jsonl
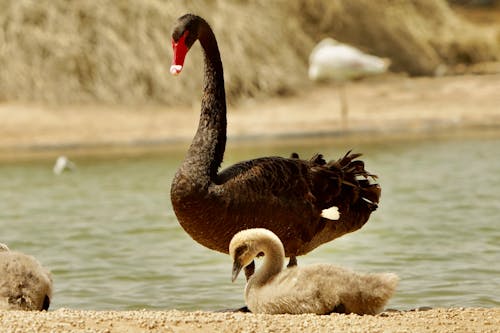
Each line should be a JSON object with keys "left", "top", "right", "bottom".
{"left": 232, "top": 260, "right": 243, "bottom": 282}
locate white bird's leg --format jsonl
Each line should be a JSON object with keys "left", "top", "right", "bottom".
{"left": 338, "top": 82, "right": 349, "bottom": 131}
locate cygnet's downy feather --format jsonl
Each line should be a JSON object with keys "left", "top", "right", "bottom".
{"left": 0, "top": 243, "right": 53, "bottom": 311}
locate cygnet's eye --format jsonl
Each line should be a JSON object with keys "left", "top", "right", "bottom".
{"left": 234, "top": 244, "right": 248, "bottom": 258}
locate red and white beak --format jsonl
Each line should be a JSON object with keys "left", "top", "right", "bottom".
{"left": 170, "top": 31, "right": 189, "bottom": 76}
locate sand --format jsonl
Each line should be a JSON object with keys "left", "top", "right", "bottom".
{"left": 1, "top": 74, "right": 499, "bottom": 331}
{"left": 0, "top": 308, "right": 499, "bottom": 333}
{"left": 1, "top": 73, "right": 500, "bottom": 161}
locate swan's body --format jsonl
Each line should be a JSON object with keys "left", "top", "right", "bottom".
{"left": 230, "top": 229, "right": 398, "bottom": 315}
{"left": 0, "top": 243, "right": 53, "bottom": 311}
{"left": 169, "top": 14, "right": 381, "bottom": 268}
{"left": 308, "top": 38, "right": 390, "bottom": 130}
{"left": 308, "top": 38, "right": 390, "bottom": 82}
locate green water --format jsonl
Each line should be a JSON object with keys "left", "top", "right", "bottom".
{"left": 1, "top": 134, "right": 499, "bottom": 311}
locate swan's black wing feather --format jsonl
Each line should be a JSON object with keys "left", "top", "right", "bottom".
{"left": 217, "top": 156, "right": 311, "bottom": 194}
{"left": 214, "top": 151, "right": 378, "bottom": 212}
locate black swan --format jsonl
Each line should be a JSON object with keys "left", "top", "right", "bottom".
{"left": 0, "top": 243, "right": 53, "bottom": 311}
{"left": 230, "top": 228, "right": 398, "bottom": 315}
{"left": 169, "top": 14, "right": 381, "bottom": 269}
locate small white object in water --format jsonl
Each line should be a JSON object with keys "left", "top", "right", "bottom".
{"left": 53, "top": 156, "right": 76, "bottom": 175}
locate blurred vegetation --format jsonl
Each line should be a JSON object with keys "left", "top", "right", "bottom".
{"left": 0, "top": 0, "right": 498, "bottom": 106}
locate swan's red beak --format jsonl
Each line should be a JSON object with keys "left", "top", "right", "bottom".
{"left": 170, "top": 31, "right": 189, "bottom": 76}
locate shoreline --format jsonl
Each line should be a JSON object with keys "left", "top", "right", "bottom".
{"left": 1, "top": 73, "right": 500, "bottom": 161}
{"left": 1, "top": 307, "right": 499, "bottom": 333}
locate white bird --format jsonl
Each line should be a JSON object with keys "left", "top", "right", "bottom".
{"left": 308, "top": 38, "right": 390, "bottom": 130}
{"left": 53, "top": 155, "right": 76, "bottom": 175}
{"left": 0, "top": 243, "right": 53, "bottom": 311}
{"left": 230, "top": 228, "right": 398, "bottom": 315}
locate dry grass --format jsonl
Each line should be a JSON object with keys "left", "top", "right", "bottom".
{"left": 293, "top": 0, "right": 500, "bottom": 75}
{"left": 0, "top": 0, "right": 498, "bottom": 106}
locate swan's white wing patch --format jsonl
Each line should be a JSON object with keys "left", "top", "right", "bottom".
{"left": 321, "top": 206, "right": 340, "bottom": 220}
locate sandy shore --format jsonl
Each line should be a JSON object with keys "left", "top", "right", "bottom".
{"left": 0, "top": 308, "right": 499, "bottom": 333}
{"left": 1, "top": 73, "right": 500, "bottom": 161}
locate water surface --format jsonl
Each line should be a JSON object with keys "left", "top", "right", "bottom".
{"left": 1, "top": 133, "right": 499, "bottom": 310}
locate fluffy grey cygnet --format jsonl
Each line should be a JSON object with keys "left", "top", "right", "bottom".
{"left": 0, "top": 243, "right": 53, "bottom": 311}
{"left": 230, "top": 228, "right": 398, "bottom": 315}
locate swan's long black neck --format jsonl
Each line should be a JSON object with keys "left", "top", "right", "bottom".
{"left": 182, "top": 21, "right": 226, "bottom": 188}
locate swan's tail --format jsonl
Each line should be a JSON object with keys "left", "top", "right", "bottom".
{"left": 310, "top": 150, "right": 380, "bottom": 222}
{"left": 290, "top": 151, "right": 381, "bottom": 254}
{"left": 335, "top": 150, "right": 380, "bottom": 211}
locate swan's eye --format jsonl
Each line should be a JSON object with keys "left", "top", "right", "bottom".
{"left": 171, "top": 30, "right": 190, "bottom": 76}
{"left": 172, "top": 29, "right": 189, "bottom": 44}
